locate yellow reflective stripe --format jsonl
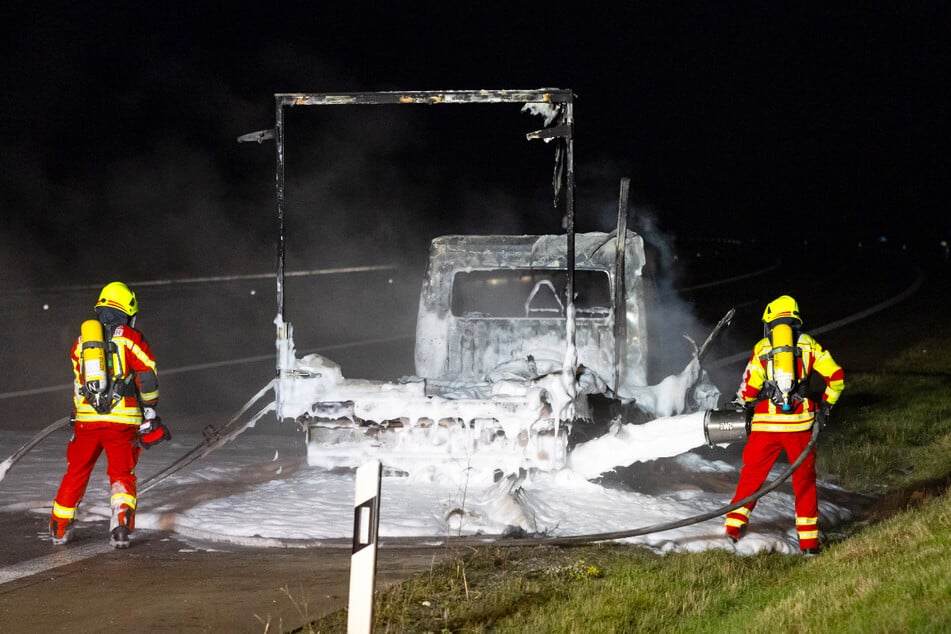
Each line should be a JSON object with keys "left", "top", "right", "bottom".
{"left": 74, "top": 400, "right": 141, "bottom": 413}
{"left": 111, "top": 493, "right": 137, "bottom": 509}
{"left": 74, "top": 410, "right": 144, "bottom": 424}
{"left": 814, "top": 347, "right": 844, "bottom": 405}
{"left": 746, "top": 368, "right": 766, "bottom": 391}
{"left": 754, "top": 409, "right": 814, "bottom": 422}
{"left": 744, "top": 340, "right": 769, "bottom": 388}
{"left": 139, "top": 388, "right": 159, "bottom": 402}
{"left": 73, "top": 399, "right": 145, "bottom": 424}
{"left": 114, "top": 336, "right": 157, "bottom": 374}
{"left": 824, "top": 379, "right": 844, "bottom": 405}
{"left": 752, "top": 421, "right": 814, "bottom": 432}
{"left": 74, "top": 417, "right": 141, "bottom": 425}
{"left": 725, "top": 517, "right": 748, "bottom": 529}
{"left": 53, "top": 502, "right": 76, "bottom": 519}
{"left": 732, "top": 506, "right": 752, "bottom": 518}
{"left": 797, "top": 516, "right": 818, "bottom": 539}
{"left": 813, "top": 349, "right": 839, "bottom": 375}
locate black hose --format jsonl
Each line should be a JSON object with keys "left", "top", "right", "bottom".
{"left": 197, "top": 423, "right": 823, "bottom": 551}
{"left": 138, "top": 380, "right": 275, "bottom": 494}
{"left": 515, "top": 422, "right": 821, "bottom": 546}
{"left": 151, "top": 411, "right": 822, "bottom": 549}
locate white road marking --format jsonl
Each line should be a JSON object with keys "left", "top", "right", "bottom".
{"left": 11, "top": 264, "right": 398, "bottom": 294}
{"left": 707, "top": 267, "right": 925, "bottom": 368}
{"left": 0, "top": 541, "right": 112, "bottom": 586}
{"left": 0, "top": 333, "right": 414, "bottom": 400}
{"left": 676, "top": 262, "right": 780, "bottom": 292}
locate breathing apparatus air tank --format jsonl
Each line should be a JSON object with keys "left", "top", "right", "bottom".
{"left": 80, "top": 319, "right": 109, "bottom": 398}
{"left": 771, "top": 322, "right": 795, "bottom": 411}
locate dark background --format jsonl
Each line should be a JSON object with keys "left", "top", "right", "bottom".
{"left": 2, "top": 4, "right": 947, "bottom": 289}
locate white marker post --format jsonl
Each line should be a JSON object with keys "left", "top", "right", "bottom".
{"left": 347, "top": 460, "right": 382, "bottom": 634}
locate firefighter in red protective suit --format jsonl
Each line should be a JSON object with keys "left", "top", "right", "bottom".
{"left": 49, "top": 282, "right": 170, "bottom": 549}
{"left": 724, "top": 295, "right": 844, "bottom": 555}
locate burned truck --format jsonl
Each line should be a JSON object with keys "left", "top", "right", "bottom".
{"left": 241, "top": 89, "right": 719, "bottom": 475}
{"left": 277, "top": 229, "right": 649, "bottom": 474}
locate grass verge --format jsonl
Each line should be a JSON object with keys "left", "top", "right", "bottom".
{"left": 299, "top": 330, "right": 951, "bottom": 633}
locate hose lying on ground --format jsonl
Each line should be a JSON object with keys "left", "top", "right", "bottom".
{"left": 504, "top": 421, "right": 822, "bottom": 547}
{"left": 138, "top": 380, "right": 276, "bottom": 495}
{"left": 0, "top": 381, "right": 276, "bottom": 495}
{"left": 170, "top": 422, "right": 822, "bottom": 550}
{"left": 0, "top": 417, "right": 72, "bottom": 485}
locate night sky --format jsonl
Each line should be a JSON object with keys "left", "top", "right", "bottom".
{"left": 1, "top": 4, "right": 947, "bottom": 287}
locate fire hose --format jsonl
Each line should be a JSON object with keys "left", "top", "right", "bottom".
{"left": 503, "top": 419, "right": 821, "bottom": 547}
{"left": 0, "top": 416, "right": 72, "bottom": 484}
{"left": 138, "top": 380, "right": 276, "bottom": 494}
{"left": 0, "top": 381, "right": 275, "bottom": 491}
{"left": 278, "top": 416, "right": 822, "bottom": 550}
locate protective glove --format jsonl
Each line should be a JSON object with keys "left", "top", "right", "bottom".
{"left": 815, "top": 401, "right": 833, "bottom": 430}
{"left": 138, "top": 406, "right": 157, "bottom": 434}
{"left": 139, "top": 410, "right": 171, "bottom": 449}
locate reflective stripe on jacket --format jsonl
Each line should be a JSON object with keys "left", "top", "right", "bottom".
{"left": 738, "top": 332, "right": 844, "bottom": 432}
{"left": 71, "top": 324, "right": 158, "bottom": 424}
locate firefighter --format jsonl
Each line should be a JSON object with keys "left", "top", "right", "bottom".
{"left": 49, "top": 281, "right": 168, "bottom": 549}
{"left": 724, "top": 295, "right": 844, "bottom": 555}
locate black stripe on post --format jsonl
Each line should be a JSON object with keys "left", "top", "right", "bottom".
{"left": 352, "top": 496, "right": 379, "bottom": 554}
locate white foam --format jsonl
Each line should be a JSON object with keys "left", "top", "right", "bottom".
{"left": 568, "top": 412, "right": 708, "bottom": 479}
{"left": 1, "top": 416, "right": 852, "bottom": 555}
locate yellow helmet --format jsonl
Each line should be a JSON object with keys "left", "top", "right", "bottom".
{"left": 762, "top": 295, "right": 801, "bottom": 325}
{"left": 95, "top": 281, "right": 138, "bottom": 316}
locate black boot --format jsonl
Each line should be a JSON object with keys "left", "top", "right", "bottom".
{"left": 110, "top": 525, "right": 130, "bottom": 549}
{"left": 110, "top": 504, "right": 134, "bottom": 549}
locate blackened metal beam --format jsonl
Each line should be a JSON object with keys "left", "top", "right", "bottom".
{"left": 614, "top": 177, "right": 631, "bottom": 393}
{"left": 275, "top": 98, "right": 286, "bottom": 327}
{"left": 276, "top": 89, "right": 573, "bottom": 107}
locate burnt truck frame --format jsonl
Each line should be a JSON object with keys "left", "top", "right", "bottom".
{"left": 241, "top": 89, "right": 652, "bottom": 471}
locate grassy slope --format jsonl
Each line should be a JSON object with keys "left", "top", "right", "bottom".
{"left": 304, "top": 269, "right": 951, "bottom": 634}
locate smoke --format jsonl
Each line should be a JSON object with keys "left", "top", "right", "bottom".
{"left": 632, "top": 205, "right": 714, "bottom": 381}
{"left": 551, "top": 158, "right": 720, "bottom": 385}
{"left": 0, "top": 23, "right": 709, "bottom": 420}
{"left": 278, "top": 101, "right": 564, "bottom": 274}
{"left": 104, "top": 140, "right": 274, "bottom": 276}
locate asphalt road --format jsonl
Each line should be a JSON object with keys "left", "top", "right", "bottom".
{"left": 1, "top": 240, "right": 944, "bottom": 632}
{"left": 0, "top": 511, "right": 454, "bottom": 633}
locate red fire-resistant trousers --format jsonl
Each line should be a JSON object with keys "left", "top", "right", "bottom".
{"left": 52, "top": 421, "right": 141, "bottom": 526}
{"left": 725, "top": 429, "right": 819, "bottom": 550}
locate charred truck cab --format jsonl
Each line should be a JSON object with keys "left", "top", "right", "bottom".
{"left": 416, "top": 233, "right": 648, "bottom": 394}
